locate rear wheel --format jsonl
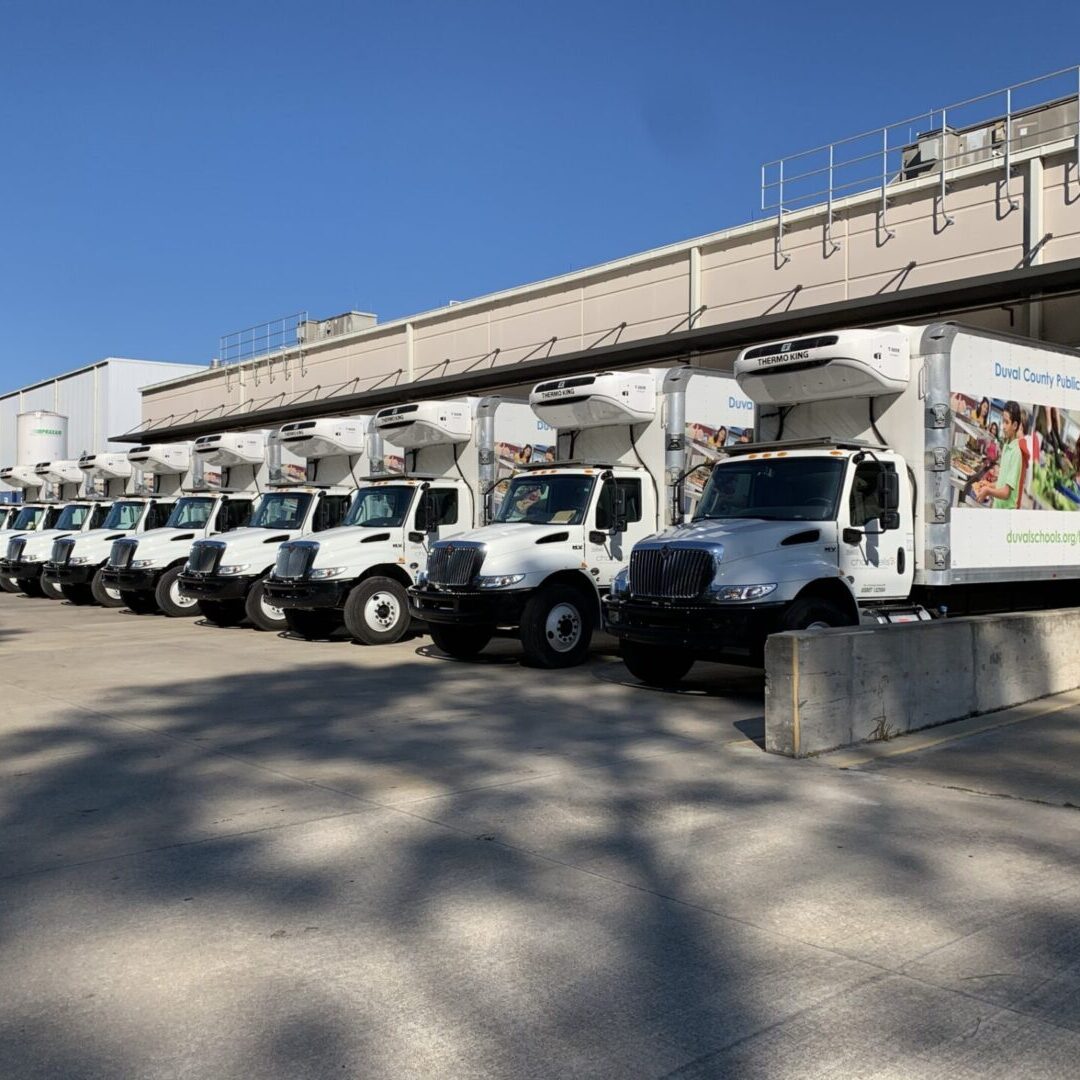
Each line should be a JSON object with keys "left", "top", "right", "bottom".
{"left": 428, "top": 623, "right": 494, "bottom": 659}
{"left": 198, "top": 598, "right": 246, "bottom": 627}
{"left": 61, "top": 584, "right": 94, "bottom": 605}
{"left": 0, "top": 576, "right": 20, "bottom": 594}
{"left": 520, "top": 583, "right": 595, "bottom": 668}
{"left": 284, "top": 608, "right": 342, "bottom": 640}
{"left": 91, "top": 567, "right": 125, "bottom": 607}
{"left": 343, "top": 577, "right": 411, "bottom": 645}
{"left": 620, "top": 641, "right": 695, "bottom": 688}
{"left": 16, "top": 578, "right": 44, "bottom": 598}
{"left": 155, "top": 565, "right": 200, "bottom": 618}
{"left": 245, "top": 578, "right": 288, "bottom": 632}
{"left": 40, "top": 577, "right": 65, "bottom": 600}
{"left": 121, "top": 590, "right": 159, "bottom": 614}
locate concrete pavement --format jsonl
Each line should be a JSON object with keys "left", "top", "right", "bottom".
{"left": 2, "top": 592, "right": 1080, "bottom": 1078}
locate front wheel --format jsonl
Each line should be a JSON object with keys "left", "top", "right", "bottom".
{"left": 40, "top": 577, "right": 66, "bottom": 600}
{"left": 156, "top": 565, "right": 201, "bottom": 618}
{"left": 198, "top": 598, "right": 246, "bottom": 627}
{"left": 245, "top": 578, "right": 289, "bottom": 632}
{"left": 16, "top": 578, "right": 44, "bottom": 598}
{"left": 284, "top": 608, "right": 342, "bottom": 640}
{"left": 428, "top": 623, "right": 494, "bottom": 660}
{"left": 343, "top": 577, "right": 411, "bottom": 645}
{"left": 620, "top": 641, "right": 695, "bottom": 688}
{"left": 780, "top": 596, "right": 853, "bottom": 632}
{"left": 121, "top": 590, "right": 159, "bottom": 615}
{"left": 0, "top": 576, "right": 21, "bottom": 594}
{"left": 520, "top": 583, "right": 595, "bottom": 668}
{"left": 91, "top": 567, "right": 125, "bottom": 608}
{"left": 61, "top": 584, "right": 94, "bottom": 606}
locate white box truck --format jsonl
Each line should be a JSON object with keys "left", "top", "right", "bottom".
{"left": 603, "top": 323, "right": 1080, "bottom": 685}
{"left": 408, "top": 366, "right": 754, "bottom": 667}
{"left": 177, "top": 418, "right": 374, "bottom": 631}
{"left": 1, "top": 461, "right": 112, "bottom": 598}
{"left": 264, "top": 396, "right": 535, "bottom": 644}
{"left": 100, "top": 438, "right": 264, "bottom": 616}
{"left": 42, "top": 451, "right": 181, "bottom": 606}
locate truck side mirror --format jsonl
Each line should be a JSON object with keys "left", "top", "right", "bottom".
{"left": 880, "top": 510, "right": 901, "bottom": 531}
{"left": 414, "top": 492, "right": 436, "bottom": 534}
{"left": 878, "top": 470, "right": 900, "bottom": 512}
{"left": 612, "top": 485, "right": 629, "bottom": 533}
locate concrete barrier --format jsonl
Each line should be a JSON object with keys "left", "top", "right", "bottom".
{"left": 764, "top": 608, "right": 1080, "bottom": 757}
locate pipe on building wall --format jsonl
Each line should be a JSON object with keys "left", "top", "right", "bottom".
{"left": 405, "top": 322, "right": 415, "bottom": 382}
{"left": 689, "top": 246, "right": 701, "bottom": 328}
{"left": 1025, "top": 156, "right": 1045, "bottom": 338}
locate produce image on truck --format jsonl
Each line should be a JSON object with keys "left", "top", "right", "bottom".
{"left": 408, "top": 367, "right": 753, "bottom": 668}
{"left": 1, "top": 460, "right": 112, "bottom": 598}
{"left": 177, "top": 419, "right": 371, "bottom": 631}
{"left": 603, "top": 323, "right": 1080, "bottom": 687}
{"left": 265, "top": 396, "right": 534, "bottom": 644}
{"left": 100, "top": 438, "right": 261, "bottom": 616}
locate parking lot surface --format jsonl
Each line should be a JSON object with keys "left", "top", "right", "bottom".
{"left": 2, "top": 592, "right": 1080, "bottom": 1079}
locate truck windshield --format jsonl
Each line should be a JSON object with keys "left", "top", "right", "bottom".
{"left": 695, "top": 457, "right": 846, "bottom": 522}
{"left": 54, "top": 504, "right": 91, "bottom": 530}
{"left": 493, "top": 474, "right": 595, "bottom": 525}
{"left": 249, "top": 492, "right": 312, "bottom": 530}
{"left": 103, "top": 501, "right": 146, "bottom": 530}
{"left": 166, "top": 497, "right": 215, "bottom": 528}
{"left": 12, "top": 506, "right": 45, "bottom": 530}
{"left": 345, "top": 486, "right": 415, "bottom": 527}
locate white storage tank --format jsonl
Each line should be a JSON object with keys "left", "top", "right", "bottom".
{"left": 17, "top": 411, "right": 67, "bottom": 465}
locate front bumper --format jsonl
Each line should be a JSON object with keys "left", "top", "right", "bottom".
{"left": 408, "top": 583, "right": 532, "bottom": 627}
{"left": 43, "top": 561, "right": 99, "bottom": 586}
{"left": 176, "top": 571, "right": 255, "bottom": 601}
{"left": 101, "top": 566, "right": 160, "bottom": 592}
{"left": 0, "top": 558, "right": 44, "bottom": 580}
{"left": 263, "top": 577, "right": 352, "bottom": 610}
{"left": 602, "top": 595, "right": 788, "bottom": 659}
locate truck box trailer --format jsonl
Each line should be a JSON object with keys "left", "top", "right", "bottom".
{"left": 264, "top": 396, "right": 535, "bottom": 644}
{"left": 408, "top": 366, "right": 753, "bottom": 667}
{"left": 603, "top": 323, "right": 1080, "bottom": 685}
{"left": 100, "top": 436, "right": 266, "bottom": 616}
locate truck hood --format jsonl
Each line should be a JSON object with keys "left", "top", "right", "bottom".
{"left": 301, "top": 526, "right": 403, "bottom": 568}
{"left": 57, "top": 527, "right": 136, "bottom": 561}
{"left": 118, "top": 527, "right": 205, "bottom": 563}
{"left": 9, "top": 528, "right": 75, "bottom": 557}
{"left": 641, "top": 517, "right": 836, "bottom": 564}
{"left": 196, "top": 527, "right": 299, "bottom": 565}
{"left": 442, "top": 521, "right": 580, "bottom": 553}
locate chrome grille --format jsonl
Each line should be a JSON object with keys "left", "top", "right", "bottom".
{"left": 109, "top": 538, "right": 138, "bottom": 568}
{"left": 188, "top": 540, "right": 225, "bottom": 575}
{"left": 275, "top": 542, "right": 317, "bottom": 580}
{"left": 630, "top": 547, "right": 714, "bottom": 599}
{"left": 7, "top": 537, "right": 25, "bottom": 562}
{"left": 52, "top": 537, "right": 76, "bottom": 566}
{"left": 427, "top": 543, "right": 484, "bottom": 587}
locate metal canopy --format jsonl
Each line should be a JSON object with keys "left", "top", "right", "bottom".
{"left": 115, "top": 257, "right": 1080, "bottom": 443}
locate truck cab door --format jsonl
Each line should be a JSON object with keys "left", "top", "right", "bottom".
{"left": 405, "top": 486, "right": 460, "bottom": 569}
{"left": 587, "top": 477, "right": 650, "bottom": 588}
{"left": 838, "top": 460, "right": 913, "bottom": 601}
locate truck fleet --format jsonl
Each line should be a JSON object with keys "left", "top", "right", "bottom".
{"left": 3, "top": 322, "right": 1080, "bottom": 691}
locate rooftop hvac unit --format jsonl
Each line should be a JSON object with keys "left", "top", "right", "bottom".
{"left": 34, "top": 459, "right": 85, "bottom": 486}
{"left": 319, "top": 311, "right": 377, "bottom": 339}
{"left": 192, "top": 432, "right": 267, "bottom": 467}
{"left": 374, "top": 401, "right": 472, "bottom": 448}
{"left": 0, "top": 464, "right": 46, "bottom": 491}
{"left": 734, "top": 329, "right": 910, "bottom": 406}
{"left": 530, "top": 371, "right": 658, "bottom": 429}
{"left": 277, "top": 417, "right": 368, "bottom": 459}
{"left": 78, "top": 453, "right": 133, "bottom": 480}
{"left": 126, "top": 443, "right": 193, "bottom": 475}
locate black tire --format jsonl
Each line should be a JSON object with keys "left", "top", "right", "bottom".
{"left": 91, "top": 567, "right": 125, "bottom": 607}
{"left": 121, "top": 590, "right": 160, "bottom": 615}
{"left": 0, "top": 576, "right": 20, "bottom": 594}
{"left": 16, "top": 578, "right": 44, "bottom": 598}
{"left": 198, "top": 598, "right": 247, "bottom": 627}
{"left": 620, "top": 640, "right": 695, "bottom": 688}
{"left": 780, "top": 596, "right": 853, "bottom": 632}
{"left": 520, "top": 583, "right": 595, "bottom": 669}
{"left": 61, "top": 584, "right": 94, "bottom": 605}
{"left": 428, "top": 622, "right": 494, "bottom": 660}
{"left": 40, "top": 577, "right": 66, "bottom": 600}
{"left": 284, "top": 608, "right": 342, "bottom": 640}
{"left": 155, "top": 565, "right": 201, "bottom": 618}
{"left": 245, "top": 577, "right": 288, "bottom": 632}
{"left": 343, "top": 577, "right": 411, "bottom": 645}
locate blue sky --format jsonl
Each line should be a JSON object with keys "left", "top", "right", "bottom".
{"left": 1, "top": 0, "right": 1077, "bottom": 385}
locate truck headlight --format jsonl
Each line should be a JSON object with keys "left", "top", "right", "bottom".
{"left": 131, "top": 559, "right": 155, "bottom": 569}
{"left": 610, "top": 567, "right": 630, "bottom": 598}
{"left": 69, "top": 556, "right": 91, "bottom": 565}
{"left": 712, "top": 583, "right": 777, "bottom": 601}
{"left": 218, "top": 564, "right": 251, "bottom": 576}
{"left": 309, "top": 567, "right": 347, "bottom": 580}
{"left": 477, "top": 574, "right": 525, "bottom": 589}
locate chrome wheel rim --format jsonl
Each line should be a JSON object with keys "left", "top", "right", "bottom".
{"left": 170, "top": 579, "right": 197, "bottom": 609}
{"left": 545, "top": 602, "right": 582, "bottom": 653}
{"left": 260, "top": 593, "right": 285, "bottom": 621}
{"left": 365, "top": 591, "right": 401, "bottom": 631}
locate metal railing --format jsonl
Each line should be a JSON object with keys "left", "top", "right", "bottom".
{"left": 218, "top": 311, "right": 308, "bottom": 366}
{"left": 762, "top": 65, "right": 1080, "bottom": 263}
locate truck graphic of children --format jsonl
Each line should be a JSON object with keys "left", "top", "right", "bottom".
{"left": 974, "top": 401, "right": 1022, "bottom": 509}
